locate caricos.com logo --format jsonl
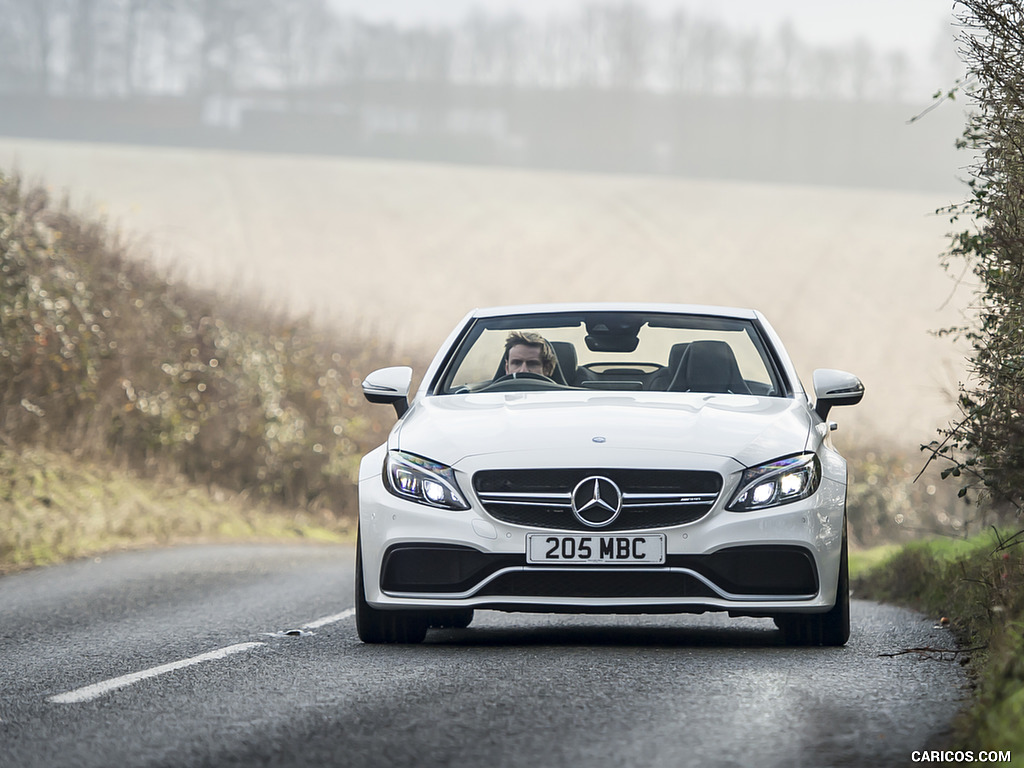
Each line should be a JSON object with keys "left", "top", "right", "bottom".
{"left": 911, "top": 751, "right": 1012, "bottom": 764}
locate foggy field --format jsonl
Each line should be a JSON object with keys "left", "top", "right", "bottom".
{"left": 0, "top": 137, "right": 969, "bottom": 450}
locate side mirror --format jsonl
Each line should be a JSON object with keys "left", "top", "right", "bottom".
{"left": 812, "top": 369, "right": 864, "bottom": 420}
{"left": 362, "top": 366, "right": 412, "bottom": 417}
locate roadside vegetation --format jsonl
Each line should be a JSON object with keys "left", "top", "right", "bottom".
{"left": 856, "top": 0, "right": 1024, "bottom": 755}
{"left": 930, "top": 1, "right": 1024, "bottom": 517}
{"left": 0, "top": 444, "right": 346, "bottom": 573}
{"left": 854, "top": 531, "right": 1024, "bottom": 755}
{"left": 0, "top": 168, "right": 425, "bottom": 570}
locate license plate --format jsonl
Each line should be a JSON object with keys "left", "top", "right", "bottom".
{"left": 526, "top": 533, "right": 666, "bottom": 565}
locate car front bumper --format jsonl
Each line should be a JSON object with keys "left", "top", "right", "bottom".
{"left": 357, "top": 445, "right": 847, "bottom": 617}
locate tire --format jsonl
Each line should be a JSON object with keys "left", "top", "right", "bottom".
{"left": 776, "top": 527, "right": 850, "bottom": 647}
{"left": 355, "top": 532, "right": 428, "bottom": 644}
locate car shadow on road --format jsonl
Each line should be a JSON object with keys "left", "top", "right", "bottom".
{"left": 423, "top": 619, "right": 790, "bottom": 649}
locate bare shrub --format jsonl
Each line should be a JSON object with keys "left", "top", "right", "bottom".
{"left": 932, "top": 1, "right": 1024, "bottom": 514}
{"left": 1, "top": 171, "right": 421, "bottom": 520}
{"left": 843, "top": 443, "right": 1007, "bottom": 547}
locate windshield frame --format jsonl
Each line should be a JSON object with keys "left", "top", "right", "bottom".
{"left": 428, "top": 310, "right": 792, "bottom": 397}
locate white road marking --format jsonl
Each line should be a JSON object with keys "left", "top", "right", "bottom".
{"left": 302, "top": 608, "right": 355, "bottom": 629}
{"left": 48, "top": 607, "right": 357, "bottom": 705}
{"left": 49, "top": 642, "right": 265, "bottom": 704}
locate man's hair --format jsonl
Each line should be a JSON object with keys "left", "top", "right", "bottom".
{"left": 504, "top": 331, "right": 557, "bottom": 376}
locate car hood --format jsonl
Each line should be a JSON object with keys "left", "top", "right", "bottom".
{"left": 394, "top": 391, "right": 813, "bottom": 469}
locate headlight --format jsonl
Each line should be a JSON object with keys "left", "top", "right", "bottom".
{"left": 727, "top": 453, "right": 821, "bottom": 512}
{"left": 383, "top": 451, "right": 470, "bottom": 510}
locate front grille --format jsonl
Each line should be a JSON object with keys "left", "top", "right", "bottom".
{"left": 473, "top": 468, "right": 722, "bottom": 531}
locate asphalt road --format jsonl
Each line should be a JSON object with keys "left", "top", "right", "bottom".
{"left": 0, "top": 544, "right": 968, "bottom": 768}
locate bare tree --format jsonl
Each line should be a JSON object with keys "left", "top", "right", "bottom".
{"left": 262, "top": 0, "right": 342, "bottom": 91}
{"left": 347, "top": 22, "right": 405, "bottom": 81}
{"left": 0, "top": 0, "right": 60, "bottom": 93}
{"left": 328, "top": 16, "right": 364, "bottom": 82}
{"left": 662, "top": 9, "right": 690, "bottom": 92}
{"left": 454, "top": 11, "right": 526, "bottom": 86}
{"left": 773, "top": 21, "right": 802, "bottom": 97}
{"left": 848, "top": 38, "right": 876, "bottom": 100}
{"left": 0, "top": 0, "right": 30, "bottom": 89}
{"left": 143, "top": 0, "right": 191, "bottom": 93}
{"left": 884, "top": 50, "right": 910, "bottom": 101}
{"left": 119, "top": 0, "right": 145, "bottom": 95}
{"left": 735, "top": 31, "right": 763, "bottom": 96}
{"left": 0, "top": 1, "right": 952, "bottom": 103}
{"left": 807, "top": 46, "right": 842, "bottom": 99}
{"left": 116, "top": 0, "right": 182, "bottom": 95}
{"left": 404, "top": 27, "right": 454, "bottom": 82}
{"left": 65, "top": 0, "right": 99, "bottom": 95}
{"left": 603, "top": 1, "right": 650, "bottom": 89}
{"left": 689, "top": 18, "right": 727, "bottom": 94}
{"left": 210, "top": 0, "right": 243, "bottom": 92}
{"left": 184, "top": 0, "right": 275, "bottom": 94}
{"left": 577, "top": 4, "right": 607, "bottom": 86}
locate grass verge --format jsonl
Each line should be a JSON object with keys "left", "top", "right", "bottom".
{"left": 0, "top": 445, "right": 350, "bottom": 574}
{"left": 853, "top": 531, "right": 1024, "bottom": 756}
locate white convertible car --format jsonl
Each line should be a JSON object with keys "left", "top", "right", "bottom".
{"left": 356, "top": 303, "right": 863, "bottom": 645}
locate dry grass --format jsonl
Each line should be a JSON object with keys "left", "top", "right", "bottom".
{"left": 855, "top": 531, "right": 1024, "bottom": 754}
{"left": 0, "top": 445, "right": 349, "bottom": 574}
{"left": 1, "top": 169, "right": 422, "bottom": 528}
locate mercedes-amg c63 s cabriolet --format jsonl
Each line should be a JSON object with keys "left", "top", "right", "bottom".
{"left": 356, "top": 303, "right": 863, "bottom": 645}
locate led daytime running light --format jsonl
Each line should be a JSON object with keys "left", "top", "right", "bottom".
{"left": 384, "top": 451, "right": 469, "bottom": 510}
{"left": 728, "top": 454, "right": 821, "bottom": 512}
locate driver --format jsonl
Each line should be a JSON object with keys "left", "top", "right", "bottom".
{"left": 503, "top": 331, "right": 557, "bottom": 377}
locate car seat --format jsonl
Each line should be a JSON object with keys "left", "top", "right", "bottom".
{"left": 651, "top": 342, "right": 690, "bottom": 391}
{"left": 678, "top": 340, "right": 750, "bottom": 394}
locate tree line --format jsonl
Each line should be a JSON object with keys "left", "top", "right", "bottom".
{"left": 0, "top": 0, "right": 959, "bottom": 103}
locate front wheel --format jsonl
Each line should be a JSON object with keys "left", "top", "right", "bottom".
{"left": 355, "top": 533, "right": 428, "bottom": 644}
{"left": 775, "top": 528, "right": 850, "bottom": 647}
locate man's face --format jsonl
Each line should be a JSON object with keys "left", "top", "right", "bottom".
{"left": 505, "top": 344, "right": 546, "bottom": 375}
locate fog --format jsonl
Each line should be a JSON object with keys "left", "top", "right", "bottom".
{"left": 0, "top": 0, "right": 967, "bottom": 189}
{"left": 0, "top": 0, "right": 975, "bottom": 450}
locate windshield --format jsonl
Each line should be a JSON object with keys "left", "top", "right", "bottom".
{"left": 434, "top": 312, "right": 785, "bottom": 396}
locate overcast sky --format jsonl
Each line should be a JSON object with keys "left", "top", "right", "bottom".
{"left": 329, "top": 0, "right": 959, "bottom": 60}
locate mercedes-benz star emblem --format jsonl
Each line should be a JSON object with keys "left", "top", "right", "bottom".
{"left": 571, "top": 476, "right": 623, "bottom": 528}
